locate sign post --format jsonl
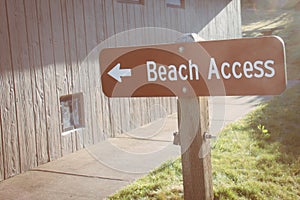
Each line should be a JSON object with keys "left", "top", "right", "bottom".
{"left": 178, "top": 97, "right": 213, "bottom": 199}
{"left": 99, "top": 36, "right": 286, "bottom": 199}
{"left": 176, "top": 34, "right": 213, "bottom": 200}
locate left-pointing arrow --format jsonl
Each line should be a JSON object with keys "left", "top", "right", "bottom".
{"left": 108, "top": 63, "right": 132, "bottom": 83}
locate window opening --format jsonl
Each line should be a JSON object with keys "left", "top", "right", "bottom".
{"left": 117, "top": 0, "right": 144, "bottom": 5}
{"left": 166, "top": 0, "right": 185, "bottom": 8}
{"left": 60, "top": 93, "right": 85, "bottom": 133}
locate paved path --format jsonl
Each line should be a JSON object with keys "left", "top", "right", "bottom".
{"left": 0, "top": 81, "right": 298, "bottom": 199}
{"left": 0, "top": 115, "right": 180, "bottom": 200}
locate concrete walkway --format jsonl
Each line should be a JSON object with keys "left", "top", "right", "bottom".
{"left": 0, "top": 114, "right": 180, "bottom": 200}
{"left": 0, "top": 81, "right": 298, "bottom": 199}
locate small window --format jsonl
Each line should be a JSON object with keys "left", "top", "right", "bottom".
{"left": 60, "top": 93, "right": 85, "bottom": 133}
{"left": 117, "top": 0, "right": 144, "bottom": 4}
{"left": 166, "top": 0, "right": 185, "bottom": 8}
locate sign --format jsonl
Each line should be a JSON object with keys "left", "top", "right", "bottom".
{"left": 99, "top": 36, "right": 286, "bottom": 97}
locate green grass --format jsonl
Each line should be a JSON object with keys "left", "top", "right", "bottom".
{"left": 108, "top": 84, "right": 300, "bottom": 200}
{"left": 108, "top": 159, "right": 184, "bottom": 200}
{"left": 212, "top": 84, "right": 300, "bottom": 199}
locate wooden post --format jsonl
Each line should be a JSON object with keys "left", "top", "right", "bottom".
{"left": 178, "top": 97, "right": 213, "bottom": 200}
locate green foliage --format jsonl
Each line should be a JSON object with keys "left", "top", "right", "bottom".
{"left": 257, "top": 124, "right": 270, "bottom": 139}
{"left": 107, "top": 159, "right": 183, "bottom": 200}
{"left": 212, "top": 84, "right": 300, "bottom": 199}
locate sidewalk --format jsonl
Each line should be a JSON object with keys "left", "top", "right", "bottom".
{"left": 0, "top": 114, "right": 180, "bottom": 200}
{"left": 0, "top": 81, "right": 298, "bottom": 200}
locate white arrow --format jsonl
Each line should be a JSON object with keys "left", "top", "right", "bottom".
{"left": 108, "top": 63, "right": 132, "bottom": 83}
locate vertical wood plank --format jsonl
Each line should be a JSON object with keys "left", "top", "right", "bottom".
{"left": 104, "top": 0, "right": 121, "bottom": 136}
{"left": 143, "top": 0, "right": 154, "bottom": 28}
{"left": 50, "top": 0, "right": 68, "bottom": 98}
{"left": 95, "top": 0, "right": 106, "bottom": 44}
{"left": 95, "top": 0, "right": 111, "bottom": 138}
{"left": 183, "top": 0, "right": 192, "bottom": 33}
{"left": 7, "top": 0, "right": 37, "bottom": 173}
{"left": 82, "top": 0, "right": 96, "bottom": 143}
{"left": 73, "top": 0, "right": 93, "bottom": 146}
{"left": 60, "top": 0, "right": 76, "bottom": 154}
{"left": 0, "top": 0, "right": 18, "bottom": 180}
{"left": 83, "top": 0, "right": 104, "bottom": 143}
{"left": 113, "top": 1, "right": 130, "bottom": 134}
{"left": 152, "top": 0, "right": 163, "bottom": 28}
{"left": 24, "top": 0, "right": 49, "bottom": 165}
{"left": 61, "top": 134, "right": 74, "bottom": 156}
{"left": 93, "top": 0, "right": 106, "bottom": 139}
{"left": 61, "top": 0, "right": 85, "bottom": 150}
{"left": 0, "top": 108, "right": 3, "bottom": 181}
{"left": 112, "top": 5, "right": 124, "bottom": 134}
{"left": 61, "top": 0, "right": 74, "bottom": 95}
{"left": 159, "top": 0, "right": 169, "bottom": 42}
{"left": 36, "top": 0, "right": 61, "bottom": 161}
{"left": 112, "top": 98, "right": 122, "bottom": 134}
{"left": 177, "top": 4, "right": 185, "bottom": 33}
{"left": 0, "top": 0, "right": 21, "bottom": 179}
{"left": 50, "top": 0, "right": 76, "bottom": 155}
{"left": 59, "top": 0, "right": 71, "bottom": 155}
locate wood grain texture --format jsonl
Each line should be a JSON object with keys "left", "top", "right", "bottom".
{"left": 0, "top": 0, "right": 20, "bottom": 180}
{"left": 73, "top": 0, "right": 93, "bottom": 147}
{"left": 113, "top": 2, "right": 130, "bottom": 134}
{"left": 83, "top": 0, "right": 103, "bottom": 143}
{"left": 62, "top": 0, "right": 85, "bottom": 150}
{"left": 36, "top": 0, "right": 62, "bottom": 161}
{"left": 95, "top": 0, "right": 111, "bottom": 138}
{"left": 0, "top": 108, "right": 3, "bottom": 181}
{"left": 24, "top": 0, "right": 49, "bottom": 166}
{"left": 6, "top": 0, "right": 37, "bottom": 173}
{"left": 58, "top": 1, "right": 77, "bottom": 156}
{"left": 82, "top": 0, "right": 96, "bottom": 143}
{"left": 0, "top": 0, "right": 240, "bottom": 181}
{"left": 50, "top": 0, "right": 75, "bottom": 156}
{"left": 178, "top": 97, "right": 213, "bottom": 200}
{"left": 105, "top": 0, "right": 121, "bottom": 136}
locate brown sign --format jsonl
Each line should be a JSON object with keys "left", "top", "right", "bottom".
{"left": 99, "top": 36, "right": 286, "bottom": 97}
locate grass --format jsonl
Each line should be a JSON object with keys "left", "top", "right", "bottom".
{"left": 212, "top": 84, "right": 300, "bottom": 199}
{"left": 108, "top": 159, "right": 184, "bottom": 200}
{"left": 108, "top": 84, "right": 300, "bottom": 200}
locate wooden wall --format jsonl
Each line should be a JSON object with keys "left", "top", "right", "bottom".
{"left": 0, "top": 0, "right": 241, "bottom": 181}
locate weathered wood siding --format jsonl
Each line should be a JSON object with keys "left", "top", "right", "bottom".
{"left": 0, "top": 0, "right": 241, "bottom": 181}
